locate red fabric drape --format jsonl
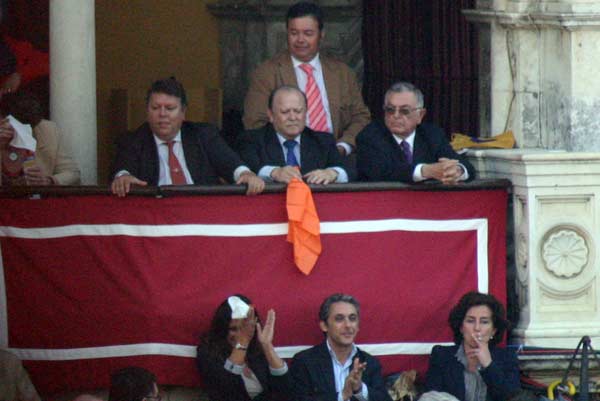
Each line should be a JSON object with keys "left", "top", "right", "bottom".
{"left": 0, "top": 190, "right": 507, "bottom": 394}
{"left": 362, "top": 1, "right": 479, "bottom": 136}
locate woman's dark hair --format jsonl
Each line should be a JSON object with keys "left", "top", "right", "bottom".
{"left": 108, "top": 366, "right": 156, "bottom": 401}
{"left": 448, "top": 291, "right": 508, "bottom": 346}
{"left": 199, "top": 294, "right": 262, "bottom": 360}
{"left": 0, "top": 90, "right": 44, "bottom": 126}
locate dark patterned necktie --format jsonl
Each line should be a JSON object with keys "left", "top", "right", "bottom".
{"left": 400, "top": 140, "right": 412, "bottom": 164}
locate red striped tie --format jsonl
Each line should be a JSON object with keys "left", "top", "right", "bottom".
{"left": 299, "top": 63, "right": 329, "bottom": 133}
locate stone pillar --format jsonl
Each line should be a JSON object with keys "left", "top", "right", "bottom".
{"left": 470, "top": 149, "right": 600, "bottom": 348}
{"left": 464, "top": 1, "right": 600, "bottom": 349}
{"left": 50, "top": 0, "right": 97, "bottom": 184}
{"left": 464, "top": 1, "right": 600, "bottom": 150}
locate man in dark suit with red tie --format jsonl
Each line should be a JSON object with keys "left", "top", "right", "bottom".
{"left": 111, "top": 77, "right": 264, "bottom": 196}
{"left": 356, "top": 81, "right": 475, "bottom": 184}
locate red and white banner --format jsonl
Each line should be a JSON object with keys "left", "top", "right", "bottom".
{"left": 0, "top": 189, "right": 507, "bottom": 394}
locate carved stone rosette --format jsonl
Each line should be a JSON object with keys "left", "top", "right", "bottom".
{"left": 541, "top": 227, "right": 589, "bottom": 278}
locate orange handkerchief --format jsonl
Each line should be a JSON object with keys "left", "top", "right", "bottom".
{"left": 286, "top": 178, "right": 322, "bottom": 275}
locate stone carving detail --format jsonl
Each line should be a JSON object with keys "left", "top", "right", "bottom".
{"left": 542, "top": 229, "right": 589, "bottom": 278}
{"left": 516, "top": 232, "right": 528, "bottom": 282}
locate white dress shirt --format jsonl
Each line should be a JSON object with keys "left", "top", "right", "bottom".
{"left": 325, "top": 340, "right": 368, "bottom": 401}
{"left": 292, "top": 54, "right": 353, "bottom": 155}
{"left": 153, "top": 131, "right": 193, "bottom": 185}
{"left": 224, "top": 358, "right": 288, "bottom": 399}
{"left": 115, "top": 130, "right": 250, "bottom": 184}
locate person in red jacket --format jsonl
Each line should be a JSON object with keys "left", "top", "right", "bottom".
{"left": 0, "top": 5, "right": 49, "bottom": 97}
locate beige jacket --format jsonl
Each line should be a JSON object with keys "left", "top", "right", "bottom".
{"left": 243, "top": 51, "right": 371, "bottom": 148}
{"left": 33, "top": 119, "right": 80, "bottom": 185}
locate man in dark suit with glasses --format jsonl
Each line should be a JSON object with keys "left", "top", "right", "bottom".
{"left": 356, "top": 81, "right": 475, "bottom": 184}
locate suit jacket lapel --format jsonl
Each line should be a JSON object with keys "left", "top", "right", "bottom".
{"left": 180, "top": 124, "right": 201, "bottom": 184}
{"left": 383, "top": 124, "right": 408, "bottom": 166}
{"left": 412, "top": 125, "right": 428, "bottom": 164}
{"left": 140, "top": 125, "right": 160, "bottom": 185}
{"left": 316, "top": 342, "right": 337, "bottom": 395}
{"left": 299, "top": 130, "right": 320, "bottom": 173}
{"left": 265, "top": 126, "right": 286, "bottom": 166}
{"left": 277, "top": 52, "right": 298, "bottom": 87}
{"left": 320, "top": 57, "right": 340, "bottom": 132}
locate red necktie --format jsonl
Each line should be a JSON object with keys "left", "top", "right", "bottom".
{"left": 299, "top": 63, "right": 329, "bottom": 133}
{"left": 167, "top": 141, "right": 186, "bottom": 185}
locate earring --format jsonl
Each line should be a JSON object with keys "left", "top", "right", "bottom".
{"left": 490, "top": 335, "right": 494, "bottom": 339}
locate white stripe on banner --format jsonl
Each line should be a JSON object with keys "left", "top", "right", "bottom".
{"left": 9, "top": 342, "right": 455, "bottom": 361}
{"left": 0, "top": 217, "right": 487, "bottom": 355}
{"left": 0, "top": 218, "right": 485, "bottom": 238}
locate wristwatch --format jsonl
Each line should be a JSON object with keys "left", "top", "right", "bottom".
{"left": 235, "top": 342, "right": 248, "bottom": 350}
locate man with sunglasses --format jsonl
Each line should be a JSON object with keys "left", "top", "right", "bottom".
{"left": 356, "top": 82, "right": 475, "bottom": 184}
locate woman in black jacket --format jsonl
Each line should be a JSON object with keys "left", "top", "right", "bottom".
{"left": 196, "top": 295, "right": 291, "bottom": 401}
{"left": 425, "top": 292, "right": 521, "bottom": 401}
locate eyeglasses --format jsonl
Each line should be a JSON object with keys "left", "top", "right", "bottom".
{"left": 383, "top": 106, "right": 422, "bottom": 117}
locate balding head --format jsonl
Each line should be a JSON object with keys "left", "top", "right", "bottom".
{"left": 267, "top": 85, "right": 307, "bottom": 139}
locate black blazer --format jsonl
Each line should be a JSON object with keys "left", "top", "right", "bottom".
{"left": 425, "top": 344, "right": 521, "bottom": 401}
{"left": 196, "top": 344, "right": 292, "bottom": 401}
{"left": 356, "top": 120, "right": 476, "bottom": 182}
{"left": 290, "top": 342, "right": 392, "bottom": 401}
{"left": 237, "top": 124, "right": 356, "bottom": 181}
{"left": 111, "top": 121, "right": 243, "bottom": 185}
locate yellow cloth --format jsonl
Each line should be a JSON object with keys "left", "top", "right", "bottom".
{"left": 286, "top": 178, "right": 322, "bottom": 275}
{"left": 450, "top": 130, "right": 515, "bottom": 151}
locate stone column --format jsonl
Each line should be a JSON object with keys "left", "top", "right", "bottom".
{"left": 50, "top": 0, "right": 97, "bottom": 184}
{"left": 464, "top": 0, "right": 600, "bottom": 150}
{"left": 464, "top": 1, "right": 600, "bottom": 349}
{"left": 470, "top": 149, "right": 600, "bottom": 349}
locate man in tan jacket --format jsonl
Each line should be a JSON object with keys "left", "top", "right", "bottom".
{"left": 243, "top": 2, "right": 370, "bottom": 156}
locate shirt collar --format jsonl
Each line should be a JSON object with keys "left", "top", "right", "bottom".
{"left": 153, "top": 130, "right": 182, "bottom": 146}
{"left": 392, "top": 129, "right": 416, "bottom": 148}
{"left": 325, "top": 338, "right": 358, "bottom": 364}
{"left": 276, "top": 132, "right": 301, "bottom": 146}
{"left": 291, "top": 53, "right": 322, "bottom": 72}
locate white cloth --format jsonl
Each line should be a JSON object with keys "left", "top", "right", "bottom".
{"left": 7, "top": 115, "right": 36, "bottom": 152}
{"left": 228, "top": 296, "right": 250, "bottom": 319}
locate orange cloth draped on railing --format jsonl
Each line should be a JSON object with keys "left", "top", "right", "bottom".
{"left": 286, "top": 178, "right": 321, "bottom": 275}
